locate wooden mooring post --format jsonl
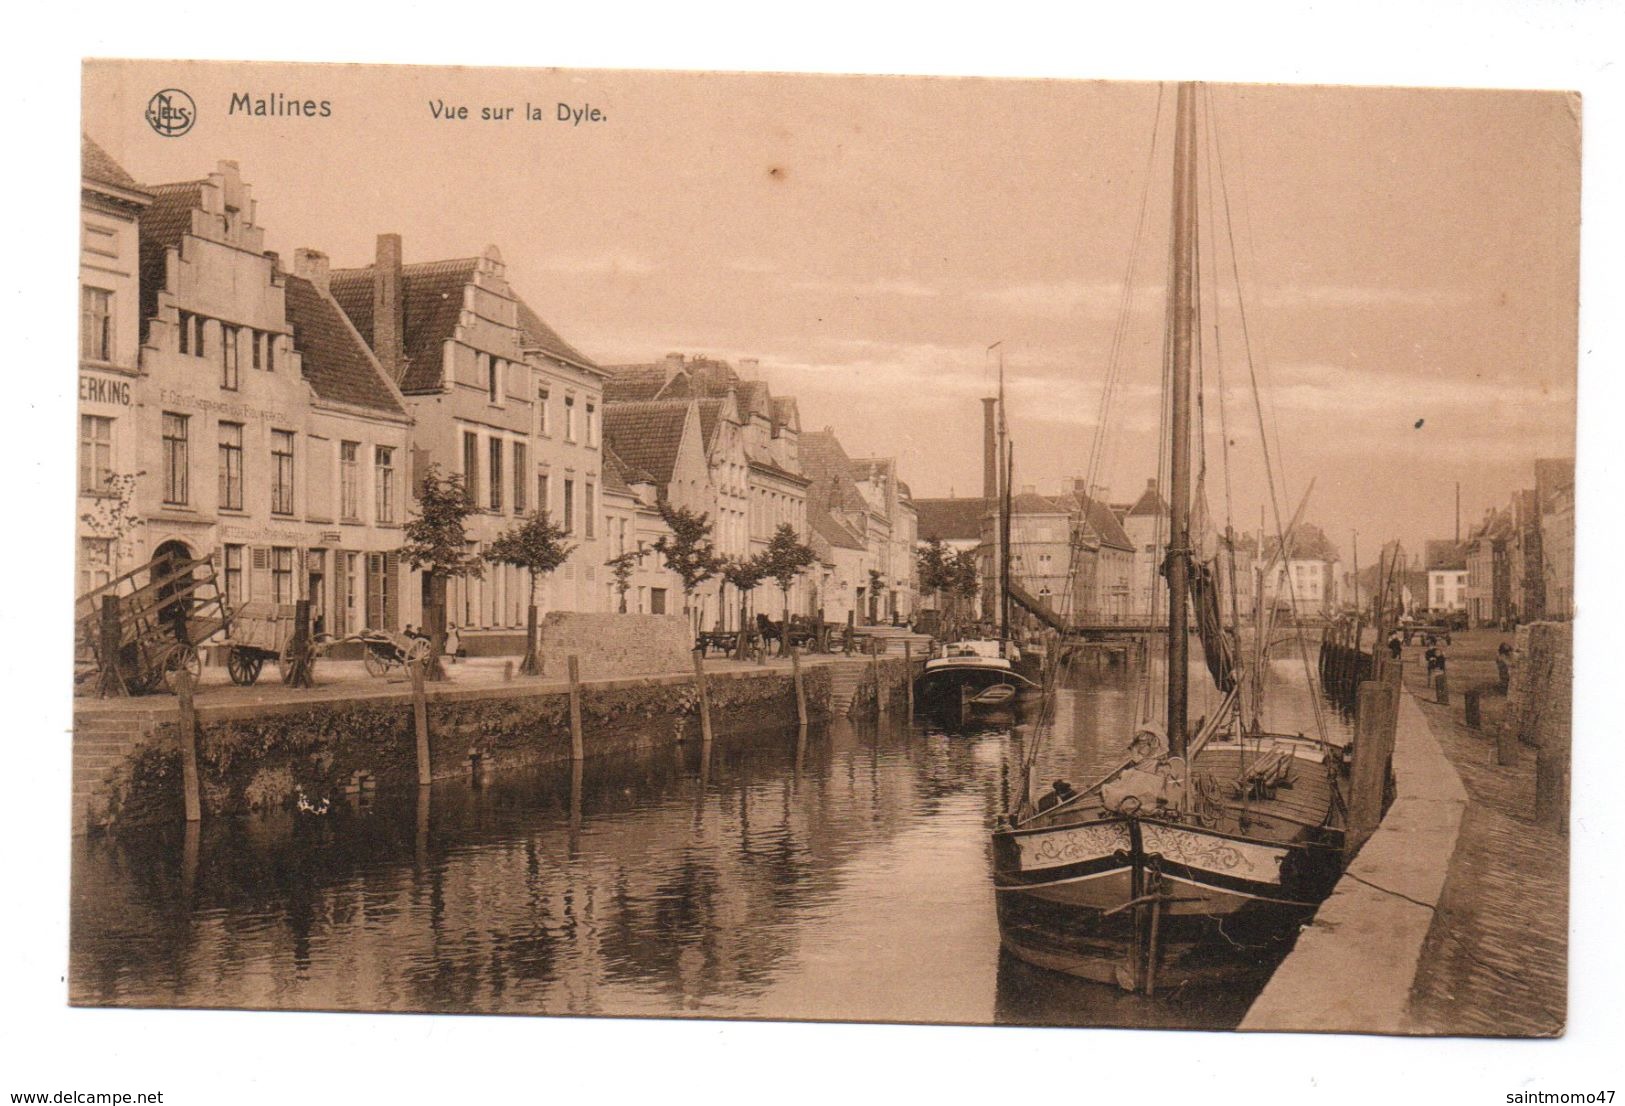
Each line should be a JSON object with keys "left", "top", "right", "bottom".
{"left": 790, "top": 644, "right": 808, "bottom": 727}
{"left": 568, "top": 654, "right": 585, "bottom": 760}
{"left": 871, "top": 638, "right": 886, "bottom": 716}
{"left": 409, "top": 659, "right": 432, "bottom": 786}
{"left": 175, "top": 667, "right": 202, "bottom": 822}
{"left": 692, "top": 648, "right": 714, "bottom": 744}
{"left": 1345, "top": 677, "right": 1398, "bottom": 859}
{"left": 97, "top": 594, "right": 127, "bottom": 698}
{"left": 1496, "top": 717, "right": 1520, "bottom": 767}
{"left": 904, "top": 641, "right": 914, "bottom": 714}
{"left": 285, "top": 599, "right": 316, "bottom": 689}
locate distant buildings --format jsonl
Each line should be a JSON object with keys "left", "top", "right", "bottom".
{"left": 1256, "top": 523, "right": 1341, "bottom": 618}
{"left": 1423, "top": 540, "right": 1469, "bottom": 613}
{"left": 1458, "top": 457, "right": 1573, "bottom": 627}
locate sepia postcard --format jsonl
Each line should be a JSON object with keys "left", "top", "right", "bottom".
{"left": 66, "top": 53, "right": 1583, "bottom": 1068}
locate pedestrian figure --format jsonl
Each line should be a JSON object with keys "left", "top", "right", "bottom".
{"left": 1496, "top": 641, "right": 1513, "bottom": 692}
{"left": 444, "top": 623, "right": 463, "bottom": 662}
{"left": 1425, "top": 645, "right": 1447, "bottom": 678}
{"left": 1387, "top": 630, "right": 1403, "bottom": 660}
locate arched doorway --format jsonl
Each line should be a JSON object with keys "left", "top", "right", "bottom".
{"left": 151, "top": 538, "right": 196, "bottom": 639}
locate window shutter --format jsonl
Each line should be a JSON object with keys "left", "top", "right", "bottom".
{"left": 366, "top": 553, "right": 384, "bottom": 628}
{"left": 251, "top": 547, "right": 270, "bottom": 600}
{"left": 384, "top": 552, "right": 400, "bottom": 630}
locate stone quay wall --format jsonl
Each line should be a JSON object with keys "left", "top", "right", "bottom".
{"left": 72, "top": 656, "right": 915, "bottom": 835}
{"left": 1504, "top": 620, "right": 1573, "bottom": 831}
{"left": 1504, "top": 621, "right": 1573, "bottom": 751}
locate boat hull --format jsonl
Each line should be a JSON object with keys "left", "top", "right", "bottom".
{"left": 991, "top": 812, "right": 1341, "bottom": 988}
{"left": 915, "top": 663, "right": 1040, "bottom": 713}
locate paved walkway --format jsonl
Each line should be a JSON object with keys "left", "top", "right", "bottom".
{"left": 1405, "top": 666, "right": 1568, "bottom": 1036}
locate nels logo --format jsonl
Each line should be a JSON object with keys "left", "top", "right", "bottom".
{"left": 145, "top": 89, "right": 196, "bottom": 137}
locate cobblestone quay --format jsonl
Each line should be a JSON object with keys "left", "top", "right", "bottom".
{"left": 1406, "top": 649, "right": 1568, "bottom": 1036}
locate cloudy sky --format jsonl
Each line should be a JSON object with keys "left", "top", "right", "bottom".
{"left": 84, "top": 62, "right": 1578, "bottom": 561}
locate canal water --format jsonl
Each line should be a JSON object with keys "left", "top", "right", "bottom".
{"left": 70, "top": 643, "right": 1349, "bottom": 1028}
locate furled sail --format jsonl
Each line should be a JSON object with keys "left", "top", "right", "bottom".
{"left": 1190, "top": 556, "right": 1237, "bottom": 693}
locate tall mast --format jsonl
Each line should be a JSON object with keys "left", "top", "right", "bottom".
{"left": 1165, "top": 81, "right": 1198, "bottom": 758}
{"left": 998, "top": 344, "right": 1012, "bottom": 645}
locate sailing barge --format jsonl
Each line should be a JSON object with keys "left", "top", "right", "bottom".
{"left": 990, "top": 82, "right": 1351, "bottom": 993}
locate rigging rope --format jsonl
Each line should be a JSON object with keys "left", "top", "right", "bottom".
{"left": 1205, "top": 84, "right": 1329, "bottom": 746}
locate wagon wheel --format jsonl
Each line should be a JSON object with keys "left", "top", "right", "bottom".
{"left": 161, "top": 643, "right": 203, "bottom": 693}
{"left": 405, "top": 637, "right": 430, "bottom": 666}
{"left": 276, "top": 639, "right": 317, "bottom": 685}
{"left": 227, "top": 647, "right": 264, "bottom": 686}
{"left": 363, "top": 646, "right": 388, "bottom": 678}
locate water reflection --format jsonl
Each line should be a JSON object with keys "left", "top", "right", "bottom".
{"left": 70, "top": 643, "right": 1346, "bottom": 1027}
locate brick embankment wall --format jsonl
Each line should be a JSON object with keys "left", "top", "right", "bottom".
{"left": 1504, "top": 622, "right": 1573, "bottom": 751}
{"left": 534, "top": 612, "right": 694, "bottom": 679}
{"left": 71, "top": 658, "right": 926, "bottom": 836}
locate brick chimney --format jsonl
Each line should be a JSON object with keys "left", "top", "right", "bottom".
{"left": 291, "top": 248, "right": 329, "bottom": 292}
{"left": 374, "top": 233, "right": 405, "bottom": 381}
{"left": 982, "top": 397, "right": 998, "bottom": 501}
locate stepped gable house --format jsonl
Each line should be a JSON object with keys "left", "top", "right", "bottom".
{"left": 329, "top": 237, "right": 609, "bottom": 644}
{"left": 123, "top": 156, "right": 411, "bottom": 637}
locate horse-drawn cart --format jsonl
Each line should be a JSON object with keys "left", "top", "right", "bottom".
{"left": 224, "top": 601, "right": 326, "bottom": 686}
{"left": 356, "top": 628, "right": 430, "bottom": 677}
{"left": 75, "top": 551, "right": 231, "bottom": 696}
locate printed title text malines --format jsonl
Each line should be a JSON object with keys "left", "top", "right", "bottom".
{"left": 230, "top": 92, "right": 332, "bottom": 117}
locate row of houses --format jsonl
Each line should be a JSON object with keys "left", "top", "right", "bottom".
{"left": 914, "top": 477, "right": 1346, "bottom": 626}
{"left": 1421, "top": 459, "right": 1575, "bottom": 627}
{"left": 77, "top": 137, "right": 917, "bottom": 649}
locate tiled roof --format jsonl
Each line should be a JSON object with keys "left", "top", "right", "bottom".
{"left": 811, "top": 506, "right": 867, "bottom": 551}
{"left": 82, "top": 135, "right": 148, "bottom": 195}
{"left": 800, "top": 430, "right": 872, "bottom": 517}
{"left": 601, "top": 446, "right": 638, "bottom": 497}
{"left": 771, "top": 396, "right": 799, "bottom": 433}
{"left": 602, "top": 401, "right": 694, "bottom": 486}
{"left": 913, "top": 497, "right": 988, "bottom": 542}
{"left": 1128, "top": 480, "right": 1169, "bottom": 517}
{"left": 1076, "top": 495, "right": 1135, "bottom": 552}
{"left": 695, "top": 398, "right": 727, "bottom": 454}
{"left": 1424, "top": 540, "right": 1467, "bottom": 572}
{"left": 748, "top": 456, "right": 811, "bottom": 486}
{"left": 515, "top": 296, "right": 597, "bottom": 372}
{"left": 283, "top": 274, "right": 407, "bottom": 418}
{"left": 330, "top": 258, "right": 479, "bottom": 393}
{"left": 603, "top": 363, "right": 683, "bottom": 403}
{"left": 737, "top": 380, "right": 772, "bottom": 420}
{"left": 1011, "top": 492, "right": 1069, "bottom": 516}
{"left": 137, "top": 180, "right": 204, "bottom": 327}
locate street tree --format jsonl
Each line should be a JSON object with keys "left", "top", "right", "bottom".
{"left": 950, "top": 549, "right": 980, "bottom": 634}
{"left": 486, "top": 510, "right": 576, "bottom": 675}
{"left": 719, "top": 553, "right": 767, "bottom": 658}
{"left": 399, "top": 464, "right": 483, "bottom": 679}
{"left": 78, "top": 471, "right": 145, "bottom": 584}
{"left": 605, "top": 542, "right": 648, "bottom": 614}
{"left": 915, "top": 537, "right": 953, "bottom": 632}
{"left": 652, "top": 500, "right": 720, "bottom": 633}
{"left": 761, "top": 523, "right": 816, "bottom": 653}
